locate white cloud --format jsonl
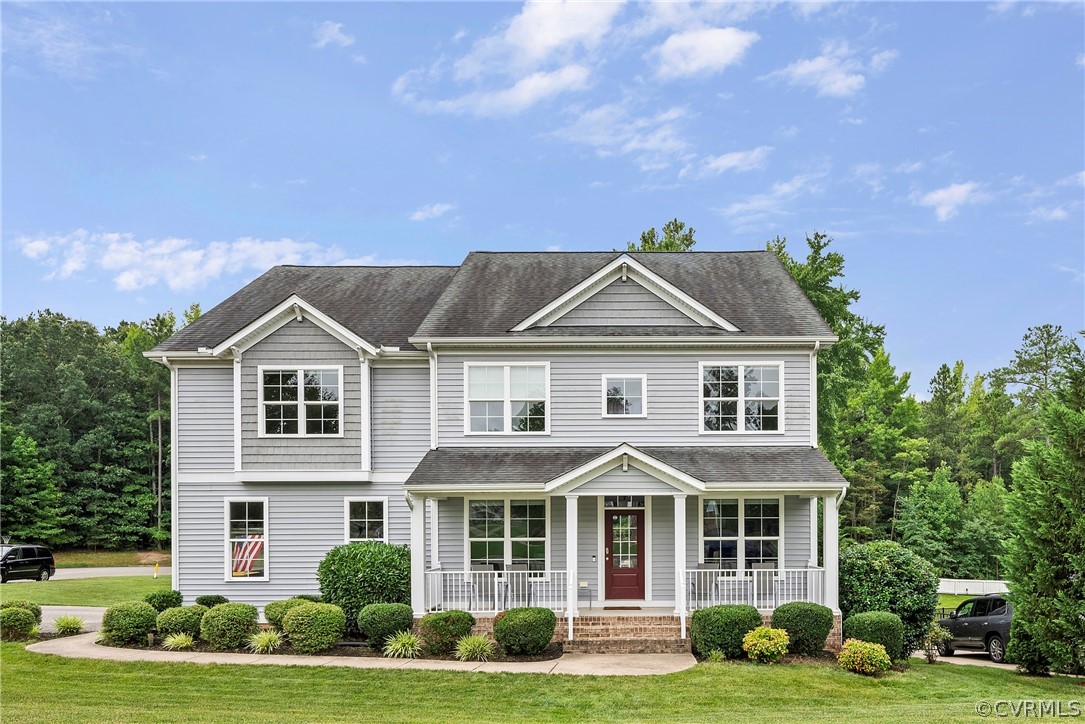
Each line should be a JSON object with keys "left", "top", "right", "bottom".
{"left": 15, "top": 229, "right": 422, "bottom": 291}
{"left": 285, "top": 178, "right": 307, "bottom": 186}
{"left": 1078, "top": 53, "right": 1084, "bottom": 68}
{"left": 545, "top": 245, "right": 562, "bottom": 252}
{"left": 400, "top": 65, "right": 591, "bottom": 118}
{"left": 3, "top": 5, "right": 139, "bottom": 80}
{"left": 189, "top": 152, "right": 208, "bottom": 162}
{"left": 1054, "top": 264, "right": 1084, "bottom": 283}
{"left": 721, "top": 171, "right": 828, "bottom": 228}
{"left": 762, "top": 41, "right": 896, "bottom": 98}
{"left": 1030, "top": 206, "right": 1069, "bottom": 221}
{"left": 912, "top": 182, "right": 990, "bottom": 220}
{"left": 1057, "top": 171, "right": 1085, "bottom": 187}
{"left": 409, "top": 203, "right": 457, "bottom": 221}
{"left": 452, "top": 28, "right": 468, "bottom": 43}
{"left": 352, "top": 54, "right": 368, "bottom": 65}
{"left": 896, "top": 160, "right": 925, "bottom": 174}
{"left": 551, "top": 103, "right": 691, "bottom": 171}
{"left": 313, "top": 21, "right": 354, "bottom": 49}
{"left": 681, "top": 145, "right": 773, "bottom": 178}
{"left": 852, "top": 163, "right": 884, "bottom": 193}
{"left": 630, "top": 2, "right": 767, "bottom": 36}
{"left": 651, "top": 27, "right": 759, "bottom": 80}
{"left": 792, "top": 2, "right": 834, "bottom": 18}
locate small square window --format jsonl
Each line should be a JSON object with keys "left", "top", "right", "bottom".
{"left": 603, "top": 376, "right": 646, "bottom": 417}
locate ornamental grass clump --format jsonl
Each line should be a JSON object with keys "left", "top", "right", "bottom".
{"left": 742, "top": 626, "right": 790, "bottom": 664}
{"left": 53, "top": 615, "right": 85, "bottom": 636}
{"left": 248, "top": 629, "right": 283, "bottom": 654}
{"left": 454, "top": 634, "right": 496, "bottom": 662}
{"left": 838, "top": 639, "right": 892, "bottom": 676}
{"left": 162, "top": 633, "right": 196, "bottom": 651}
{"left": 383, "top": 630, "right": 422, "bottom": 659}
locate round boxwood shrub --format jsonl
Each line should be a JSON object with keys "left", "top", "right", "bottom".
{"left": 770, "top": 602, "right": 834, "bottom": 656}
{"left": 690, "top": 604, "right": 762, "bottom": 659}
{"left": 102, "top": 601, "right": 159, "bottom": 645}
{"left": 195, "top": 595, "right": 229, "bottom": 608}
{"left": 144, "top": 589, "right": 184, "bottom": 613}
{"left": 281, "top": 602, "right": 347, "bottom": 654}
{"left": 316, "top": 542, "right": 410, "bottom": 634}
{"left": 156, "top": 605, "right": 208, "bottom": 638}
{"left": 0, "top": 599, "right": 43, "bottom": 624}
{"left": 293, "top": 594, "right": 323, "bottom": 603}
{"left": 264, "top": 598, "right": 310, "bottom": 630}
{"left": 419, "top": 610, "right": 476, "bottom": 654}
{"left": 0, "top": 607, "right": 37, "bottom": 641}
{"left": 200, "top": 603, "right": 258, "bottom": 651}
{"left": 840, "top": 541, "right": 937, "bottom": 658}
{"left": 843, "top": 611, "right": 905, "bottom": 662}
{"left": 742, "top": 626, "right": 790, "bottom": 664}
{"left": 838, "top": 638, "right": 892, "bottom": 676}
{"left": 493, "top": 607, "right": 556, "bottom": 656}
{"left": 357, "top": 603, "right": 414, "bottom": 646}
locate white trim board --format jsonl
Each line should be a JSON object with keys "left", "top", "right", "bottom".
{"left": 344, "top": 496, "right": 390, "bottom": 543}
{"left": 212, "top": 295, "right": 380, "bottom": 357}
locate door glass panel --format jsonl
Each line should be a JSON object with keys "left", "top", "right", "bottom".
{"left": 611, "top": 514, "right": 638, "bottom": 569}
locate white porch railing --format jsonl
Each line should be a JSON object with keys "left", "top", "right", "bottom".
{"left": 685, "top": 567, "right": 825, "bottom": 611}
{"left": 425, "top": 570, "right": 568, "bottom": 614}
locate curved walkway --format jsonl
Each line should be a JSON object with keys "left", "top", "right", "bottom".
{"left": 27, "top": 633, "right": 697, "bottom": 676}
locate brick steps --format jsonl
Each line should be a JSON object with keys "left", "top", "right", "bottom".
{"left": 566, "top": 614, "right": 688, "bottom": 653}
{"left": 565, "top": 638, "right": 691, "bottom": 654}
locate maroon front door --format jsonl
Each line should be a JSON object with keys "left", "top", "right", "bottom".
{"left": 605, "top": 509, "right": 645, "bottom": 600}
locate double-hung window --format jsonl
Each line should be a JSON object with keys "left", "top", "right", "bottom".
{"left": 701, "top": 362, "right": 782, "bottom": 433}
{"left": 467, "top": 499, "right": 547, "bottom": 573}
{"left": 226, "top": 497, "right": 268, "bottom": 580}
{"left": 602, "top": 375, "right": 647, "bottom": 417}
{"left": 466, "top": 363, "right": 549, "bottom": 434}
{"left": 345, "top": 498, "right": 387, "bottom": 542}
{"left": 701, "top": 497, "right": 781, "bottom": 570}
{"left": 260, "top": 366, "right": 342, "bottom": 436}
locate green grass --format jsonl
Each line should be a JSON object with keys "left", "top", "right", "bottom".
{"left": 939, "top": 594, "right": 980, "bottom": 611}
{"left": 2, "top": 643, "right": 1080, "bottom": 723}
{"left": 0, "top": 576, "right": 170, "bottom": 606}
{"left": 53, "top": 549, "right": 171, "bottom": 568}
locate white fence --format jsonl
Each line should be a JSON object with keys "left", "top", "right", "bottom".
{"left": 938, "top": 578, "right": 1010, "bottom": 595}
{"left": 686, "top": 568, "right": 825, "bottom": 610}
{"left": 426, "top": 570, "right": 567, "bottom": 613}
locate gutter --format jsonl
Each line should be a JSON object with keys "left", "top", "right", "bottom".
{"left": 408, "top": 335, "right": 839, "bottom": 348}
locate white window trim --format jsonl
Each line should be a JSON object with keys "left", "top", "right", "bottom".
{"left": 257, "top": 364, "right": 345, "bottom": 439}
{"left": 223, "top": 496, "right": 269, "bottom": 582}
{"left": 698, "top": 361, "right": 786, "bottom": 435}
{"left": 463, "top": 496, "right": 552, "bottom": 574}
{"left": 462, "top": 362, "right": 551, "bottom": 436}
{"left": 600, "top": 374, "right": 649, "bottom": 419}
{"left": 697, "top": 495, "right": 785, "bottom": 573}
{"left": 344, "top": 496, "right": 389, "bottom": 543}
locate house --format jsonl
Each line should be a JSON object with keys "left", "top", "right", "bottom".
{"left": 150, "top": 250, "right": 847, "bottom": 648}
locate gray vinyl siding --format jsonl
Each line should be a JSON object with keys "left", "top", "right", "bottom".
{"left": 783, "top": 495, "right": 811, "bottom": 568}
{"left": 571, "top": 466, "right": 683, "bottom": 495}
{"left": 650, "top": 496, "right": 675, "bottom": 602}
{"left": 175, "top": 478, "right": 409, "bottom": 607}
{"left": 550, "top": 279, "right": 697, "bottom": 326}
{"left": 371, "top": 365, "right": 431, "bottom": 471}
{"left": 240, "top": 320, "right": 362, "bottom": 470}
{"left": 176, "top": 366, "right": 234, "bottom": 471}
{"left": 433, "top": 497, "right": 566, "bottom": 571}
{"left": 438, "top": 351, "right": 810, "bottom": 448}
{"left": 578, "top": 496, "right": 599, "bottom": 601}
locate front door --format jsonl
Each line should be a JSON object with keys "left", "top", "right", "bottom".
{"left": 605, "top": 510, "right": 645, "bottom": 600}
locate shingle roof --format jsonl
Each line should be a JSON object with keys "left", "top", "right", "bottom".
{"left": 405, "top": 446, "right": 847, "bottom": 487}
{"left": 412, "top": 251, "right": 833, "bottom": 339}
{"left": 153, "top": 265, "right": 458, "bottom": 352}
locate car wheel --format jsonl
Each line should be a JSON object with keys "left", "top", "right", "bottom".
{"left": 38, "top": 567, "right": 50, "bottom": 582}
{"left": 988, "top": 634, "right": 1005, "bottom": 663}
{"left": 0, "top": 572, "right": 6, "bottom": 583}
{"left": 937, "top": 640, "right": 954, "bottom": 656}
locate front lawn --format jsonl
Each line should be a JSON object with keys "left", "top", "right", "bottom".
{"left": 53, "top": 549, "right": 171, "bottom": 568}
{"left": 0, "top": 576, "right": 170, "bottom": 606}
{"left": 2, "top": 643, "right": 1080, "bottom": 723}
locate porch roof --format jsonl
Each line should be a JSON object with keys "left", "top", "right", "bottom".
{"left": 405, "top": 445, "right": 847, "bottom": 491}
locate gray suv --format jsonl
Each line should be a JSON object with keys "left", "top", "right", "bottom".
{"left": 937, "top": 594, "right": 1012, "bottom": 663}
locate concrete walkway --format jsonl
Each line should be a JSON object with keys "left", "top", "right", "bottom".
{"left": 910, "top": 651, "right": 1016, "bottom": 671}
{"left": 41, "top": 606, "right": 107, "bottom": 633}
{"left": 28, "top": 633, "right": 697, "bottom": 676}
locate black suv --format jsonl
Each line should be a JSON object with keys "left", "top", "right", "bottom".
{"left": 937, "top": 593, "right": 1012, "bottom": 663}
{"left": 0, "top": 545, "right": 56, "bottom": 583}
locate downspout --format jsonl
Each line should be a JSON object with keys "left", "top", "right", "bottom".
{"left": 160, "top": 357, "right": 180, "bottom": 593}
{"left": 427, "top": 342, "right": 438, "bottom": 450}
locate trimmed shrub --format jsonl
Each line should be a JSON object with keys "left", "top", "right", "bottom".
{"left": 840, "top": 541, "right": 937, "bottom": 658}
{"left": 1007, "top": 617, "right": 1050, "bottom": 675}
{"left": 0, "top": 607, "right": 36, "bottom": 641}
{"left": 419, "top": 610, "right": 476, "bottom": 654}
{"left": 770, "top": 602, "right": 834, "bottom": 656}
{"left": 200, "top": 603, "right": 258, "bottom": 651}
{"left": 922, "top": 621, "right": 953, "bottom": 664}
{"left": 54, "top": 615, "right": 85, "bottom": 636}
{"left": 493, "top": 607, "right": 556, "bottom": 656}
{"left": 144, "top": 589, "right": 184, "bottom": 613}
{"left": 843, "top": 611, "right": 905, "bottom": 662}
{"left": 0, "top": 599, "right": 43, "bottom": 624}
{"left": 383, "top": 630, "right": 422, "bottom": 659}
{"left": 156, "top": 605, "right": 208, "bottom": 638}
{"left": 195, "top": 595, "right": 229, "bottom": 608}
{"left": 293, "top": 594, "right": 323, "bottom": 603}
{"left": 316, "top": 541, "right": 410, "bottom": 634}
{"left": 742, "top": 626, "right": 789, "bottom": 664}
{"left": 264, "top": 598, "right": 309, "bottom": 630}
{"left": 281, "top": 603, "right": 346, "bottom": 654}
{"left": 690, "top": 604, "right": 762, "bottom": 659}
{"left": 455, "top": 634, "right": 496, "bottom": 662}
{"left": 248, "top": 629, "right": 283, "bottom": 654}
{"left": 838, "top": 638, "right": 892, "bottom": 676}
{"left": 162, "top": 633, "right": 195, "bottom": 651}
{"left": 357, "top": 603, "right": 414, "bottom": 646}
{"left": 102, "top": 601, "right": 158, "bottom": 645}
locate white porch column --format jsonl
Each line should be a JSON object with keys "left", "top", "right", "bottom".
{"left": 822, "top": 492, "right": 839, "bottom": 611}
{"left": 808, "top": 497, "right": 818, "bottom": 567}
{"left": 565, "top": 495, "right": 579, "bottom": 640}
{"left": 673, "top": 494, "right": 687, "bottom": 638}
{"left": 410, "top": 495, "right": 427, "bottom": 616}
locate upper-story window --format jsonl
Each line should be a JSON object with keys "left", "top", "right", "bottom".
{"left": 260, "top": 366, "right": 342, "bottom": 436}
{"left": 602, "top": 375, "right": 647, "bottom": 417}
{"left": 700, "top": 362, "right": 782, "bottom": 433}
{"left": 465, "top": 363, "right": 549, "bottom": 434}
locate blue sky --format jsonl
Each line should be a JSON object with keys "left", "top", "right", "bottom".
{"left": 3, "top": 1, "right": 1083, "bottom": 391}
